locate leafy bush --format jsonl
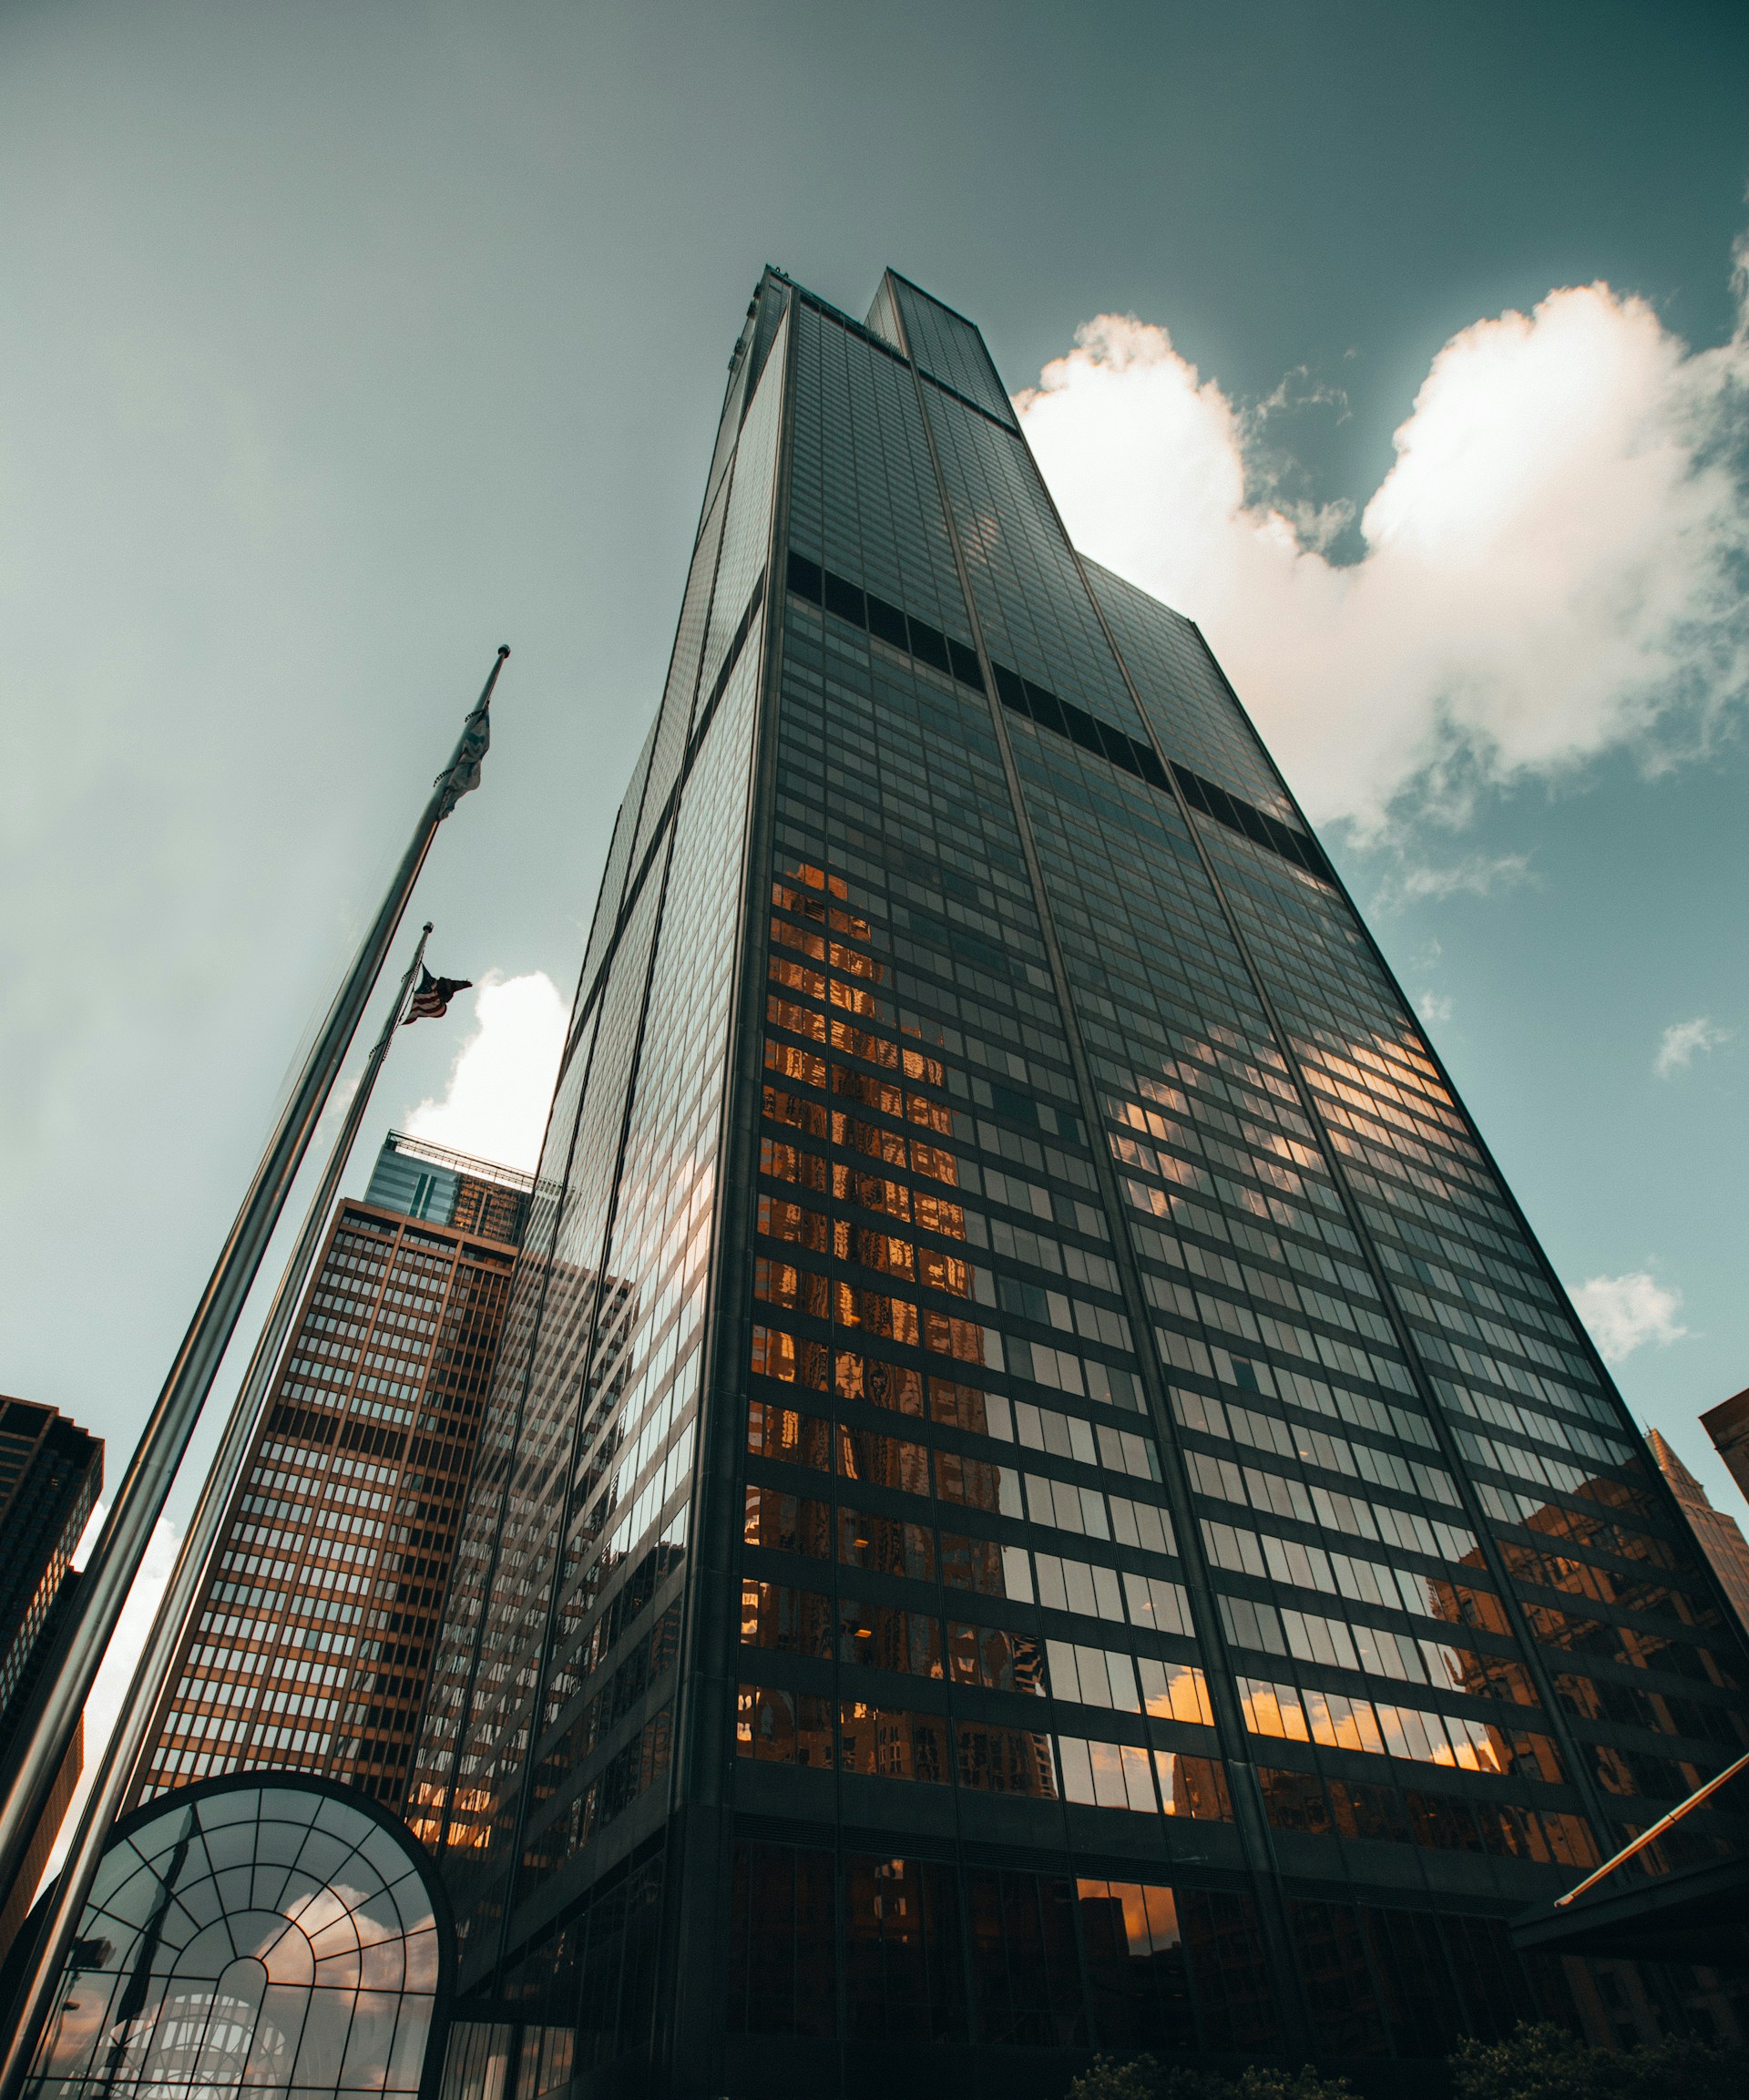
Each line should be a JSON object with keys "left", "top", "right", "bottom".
{"left": 1066, "top": 2024, "right": 1749, "bottom": 2100}
{"left": 1067, "top": 2055, "right": 1356, "bottom": 2100}
{"left": 1066, "top": 2059, "right": 1158, "bottom": 2100}
{"left": 1450, "top": 2021, "right": 1749, "bottom": 2100}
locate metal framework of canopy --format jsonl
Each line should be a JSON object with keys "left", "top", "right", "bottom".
{"left": 1512, "top": 1749, "right": 1749, "bottom": 1972}
{"left": 21, "top": 1775, "right": 452, "bottom": 2100}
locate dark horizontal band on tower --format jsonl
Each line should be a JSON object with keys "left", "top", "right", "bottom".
{"left": 786, "top": 548, "right": 987, "bottom": 689}
{"left": 786, "top": 548, "right": 1334, "bottom": 886}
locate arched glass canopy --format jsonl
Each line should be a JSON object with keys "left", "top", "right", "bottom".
{"left": 26, "top": 1776, "right": 448, "bottom": 2100}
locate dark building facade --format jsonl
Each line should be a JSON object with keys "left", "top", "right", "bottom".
{"left": 0, "top": 1398, "right": 101, "bottom": 1962}
{"left": 0, "top": 1400, "right": 102, "bottom": 1748}
{"left": 130, "top": 1134, "right": 529, "bottom": 1814}
{"left": 1704, "top": 1388, "right": 1749, "bottom": 1511}
{"left": 1649, "top": 1430, "right": 1749, "bottom": 1634}
{"left": 412, "top": 270, "right": 1749, "bottom": 2095}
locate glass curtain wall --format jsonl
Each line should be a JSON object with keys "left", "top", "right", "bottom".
{"left": 417, "top": 267, "right": 1749, "bottom": 2095}
{"left": 411, "top": 281, "right": 791, "bottom": 2039}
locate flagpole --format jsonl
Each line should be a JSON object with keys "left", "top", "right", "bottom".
{"left": 0, "top": 923, "right": 439, "bottom": 2098}
{"left": 0, "top": 647, "right": 510, "bottom": 1982}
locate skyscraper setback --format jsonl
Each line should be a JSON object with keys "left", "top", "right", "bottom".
{"left": 413, "top": 270, "right": 1749, "bottom": 2092}
{"left": 131, "top": 1132, "right": 528, "bottom": 1812}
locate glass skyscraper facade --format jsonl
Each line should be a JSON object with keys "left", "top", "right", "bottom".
{"left": 414, "top": 269, "right": 1749, "bottom": 2095}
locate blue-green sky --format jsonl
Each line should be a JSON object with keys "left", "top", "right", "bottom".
{"left": 6, "top": 0, "right": 1749, "bottom": 1563}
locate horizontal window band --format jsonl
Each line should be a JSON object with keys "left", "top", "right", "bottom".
{"left": 785, "top": 548, "right": 1333, "bottom": 884}
{"left": 787, "top": 549, "right": 984, "bottom": 691}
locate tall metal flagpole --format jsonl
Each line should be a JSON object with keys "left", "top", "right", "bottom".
{"left": 0, "top": 645, "right": 509, "bottom": 1951}
{"left": 0, "top": 924, "right": 439, "bottom": 2100}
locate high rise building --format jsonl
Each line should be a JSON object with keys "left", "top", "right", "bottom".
{"left": 368, "top": 1128, "right": 535, "bottom": 1248}
{"left": 413, "top": 269, "right": 1749, "bottom": 2093}
{"left": 131, "top": 1133, "right": 530, "bottom": 1812}
{"left": 0, "top": 1710, "right": 80, "bottom": 1969}
{"left": 1703, "top": 1388, "right": 1749, "bottom": 1509}
{"left": 1649, "top": 1430, "right": 1749, "bottom": 1634}
{"left": 0, "top": 1398, "right": 101, "bottom": 1962}
{"left": 0, "top": 1400, "right": 102, "bottom": 1750}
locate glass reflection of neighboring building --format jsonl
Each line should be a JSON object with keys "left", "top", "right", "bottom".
{"left": 414, "top": 269, "right": 1749, "bottom": 2093}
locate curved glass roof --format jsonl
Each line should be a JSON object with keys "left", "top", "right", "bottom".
{"left": 27, "top": 1777, "right": 444, "bottom": 2100}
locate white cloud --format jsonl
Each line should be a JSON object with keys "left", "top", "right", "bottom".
{"left": 1385, "top": 853, "right": 1535, "bottom": 907}
{"left": 1018, "top": 249, "right": 1749, "bottom": 838}
{"left": 1653, "top": 1015, "right": 1730, "bottom": 1079}
{"left": 42, "top": 1509, "right": 182, "bottom": 1885}
{"left": 1416, "top": 991, "right": 1455, "bottom": 1026}
{"left": 1571, "top": 1271, "right": 1687, "bottom": 1362}
{"left": 405, "top": 970, "right": 568, "bottom": 1173}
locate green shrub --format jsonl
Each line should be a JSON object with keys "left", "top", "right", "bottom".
{"left": 1067, "top": 2055, "right": 1357, "bottom": 2100}
{"left": 1212, "top": 2069, "right": 1358, "bottom": 2100}
{"left": 1067, "top": 2024, "right": 1749, "bottom": 2100}
{"left": 1067, "top": 2057, "right": 1161, "bottom": 2100}
{"left": 1449, "top": 2021, "right": 1749, "bottom": 2100}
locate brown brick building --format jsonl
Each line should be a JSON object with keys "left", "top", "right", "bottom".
{"left": 1703, "top": 1387, "right": 1749, "bottom": 1511}
{"left": 130, "top": 1132, "right": 529, "bottom": 1812}
{"left": 1651, "top": 1427, "right": 1749, "bottom": 1635}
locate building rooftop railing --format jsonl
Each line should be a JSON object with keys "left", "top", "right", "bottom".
{"left": 382, "top": 1129, "right": 537, "bottom": 1195}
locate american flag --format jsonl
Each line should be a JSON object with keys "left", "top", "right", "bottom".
{"left": 404, "top": 967, "right": 472, "bottom": 1023}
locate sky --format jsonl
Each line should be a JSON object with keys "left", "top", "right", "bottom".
{"left": 6, "top": 0, "right": 1749, "bottom": 1839}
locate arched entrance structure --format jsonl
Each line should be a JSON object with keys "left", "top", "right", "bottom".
{"left": 24, "top": 1775, "right": 452, "bottom": 2100}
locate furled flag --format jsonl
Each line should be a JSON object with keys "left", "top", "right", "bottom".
{"left": 434, "top": 644, "right": 509, "bottom": 819}
{"left": 404, "top": 968, "right": 473, "bottom": 1024}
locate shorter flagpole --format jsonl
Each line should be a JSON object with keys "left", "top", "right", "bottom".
{"left": 0, "top": 927, "right": 436, "bottom": 2099}
{"left": 0, "top": 647, "right": 507, "bottom": 1992}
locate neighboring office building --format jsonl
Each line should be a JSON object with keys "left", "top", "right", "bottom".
{"left": 1650, "top": 1429, "right": 1749, "bottom": 1632}
{"left": 413, "top": 268, "right": 1749, "bottom": 2095}
{"left": 0, "top": 1398, "right": 101, "bottom": 1965}
{"left": 1703, "top": 1388, "right": 1749, "bottom": 1510}
{"left": 0, "top": 1400, "right": 102, "bottom": 1745}
{"left": 0, "top": 1712, "right": 80, "bottom": 1971}
{"left": 129, "top": 1132, "right": 529, "bottom": 1814}
{"left": 368, "top": 1128, "right": 534, "bottom": 1248}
